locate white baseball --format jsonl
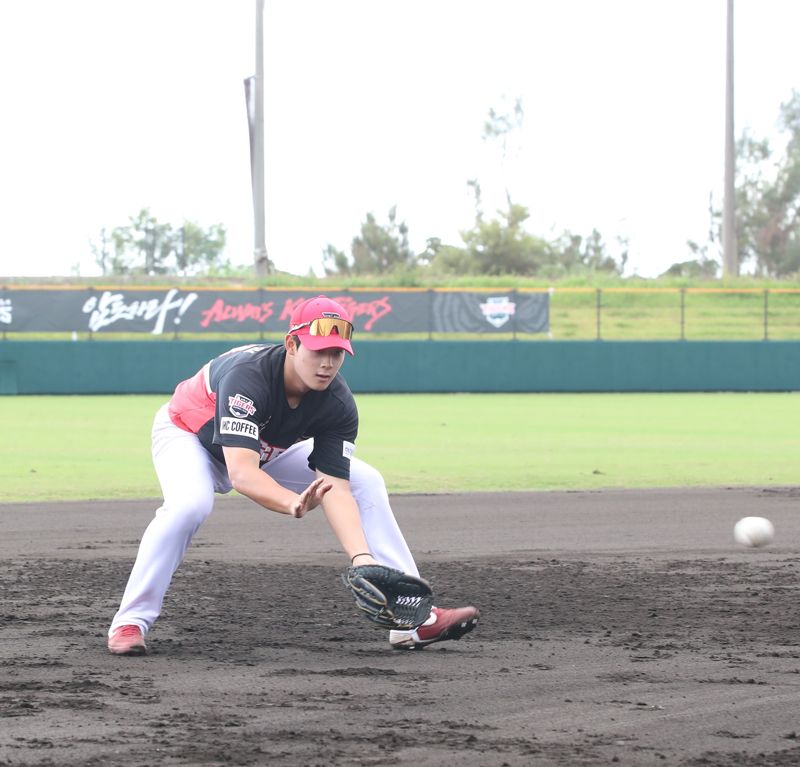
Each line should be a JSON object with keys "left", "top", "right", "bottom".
{"left": 733, "top": 516, "right": 775, "bottom": 548}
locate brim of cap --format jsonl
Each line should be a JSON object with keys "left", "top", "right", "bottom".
{"left": 297, "top": 332, "right": 354, "bottom": 356}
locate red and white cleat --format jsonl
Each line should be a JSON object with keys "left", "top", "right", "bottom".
{"left": 108, "top": 624, "right": 147, "bottom": 655}
{"left": 389, "top": 606, "right": 480, "bottom": 650}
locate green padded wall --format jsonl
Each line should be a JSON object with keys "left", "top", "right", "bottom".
{"left": 1, "top": 340, "right": 799, "bottom": 394}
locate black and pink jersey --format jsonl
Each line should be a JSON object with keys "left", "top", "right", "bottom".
{"left": 167, "top": 344, "right": 358, "bottom": 479}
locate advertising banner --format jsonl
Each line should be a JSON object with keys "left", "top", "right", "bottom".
{"left": 0, "top": 288, "right": 549, "bottom": 335}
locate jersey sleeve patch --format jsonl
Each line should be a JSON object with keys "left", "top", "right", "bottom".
{"left": 219, "top": 417, "right": 260, "bottom": 440}
{"left": 227, "top": 393, "right": 257, "bottom": 418}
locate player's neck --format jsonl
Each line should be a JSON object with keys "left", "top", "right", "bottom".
{"left": 282, "top": 357, "right": 308, "bottom": 409}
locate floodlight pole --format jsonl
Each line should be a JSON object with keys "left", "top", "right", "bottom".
{"left": 252, "top": 0, "right": 269, "bottom": 279}
{"left": 722, "top": 0, "right": 738, "bottom": 277}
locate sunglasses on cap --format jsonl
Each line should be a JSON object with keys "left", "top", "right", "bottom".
{"left": 289, "top": 317, "right": 354, "bottom": 340}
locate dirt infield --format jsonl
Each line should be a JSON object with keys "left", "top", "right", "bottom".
{"left": 2, "top": 487, "right": 800, "bottom": 766}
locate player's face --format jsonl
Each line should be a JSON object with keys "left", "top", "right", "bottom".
{"left": 290, "top": 341, "right": 346, "bottom": 392}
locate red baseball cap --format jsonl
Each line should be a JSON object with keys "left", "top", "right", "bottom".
{"left": 288, "top": 295, "right": 354, "bottom": 355}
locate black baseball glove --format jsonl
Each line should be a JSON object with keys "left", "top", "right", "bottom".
{"left": 342, "top": 564, "right": 433, "bottom": 629}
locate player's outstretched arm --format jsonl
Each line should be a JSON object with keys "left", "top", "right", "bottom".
{"left": 223, "top": 446, "right": 332, "bottom": 517}
{"left": 288, "top": 476, "right": 332, "bottom": 518}
{"left": 317, "top": 472, "right": 378, "bottom": 565}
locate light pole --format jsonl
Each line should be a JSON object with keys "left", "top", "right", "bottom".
{"left": 251, "top": 0, "right": 269, "bottom": 279}
{"left": 722, "top": 0, "right": 738, "bottom": 277}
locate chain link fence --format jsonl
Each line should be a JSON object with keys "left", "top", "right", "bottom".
{"left": 547, "top": 288, "right": 800, "bottom": 341}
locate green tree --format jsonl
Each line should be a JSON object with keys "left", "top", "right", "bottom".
{"left": 321, "top": 244, "right": 351, "bottom": 276}
{"left": 662, "top": 243, "right": 720, "bottom": 279}
{"left": 482, "top": 96, "right": 524, "bottom": 207}
{"left": 176, "top": 221, "right": 228, "bottom": 277}
{"left": 430, "top": 199, "right": 626, "bottom": 278}
{"left": 692, "top": 90, "right": 800, "bottom": 278}
{"left": 430, "top": 202, "right": 551, "bottom": 276}
{"left": 431, "top": 101, "right": 625, "bottom": 278}
{"left": 552, "top": 230, "right": 627, "bottom": 277}
{"left": 737, "top": 90, "right": 800, "bottom": 276}
{"left": 110, "top": 209, "right": 173, "bottom": 275}
{"left": 323, "top": 206, "right": 416, "bottom": 276}
{"left": 94, "top": 209, "right": 228, "bottom": 276}
{"left": 89, "top": 227, "right": 124, "bottom": 276}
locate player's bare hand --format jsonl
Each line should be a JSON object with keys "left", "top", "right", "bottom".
{"left": 289, "top": 477, "right": 332, "bottom": 518}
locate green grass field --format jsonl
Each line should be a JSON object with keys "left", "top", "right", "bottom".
{"left": 2, "top": 393, "right": 798, "bottom": 503}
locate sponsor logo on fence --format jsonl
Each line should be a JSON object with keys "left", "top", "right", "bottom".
{"left": 0, "top": 299, "right": 12, "bottom": 325}
{"left": 480, "top": 296, "right": 516, "bottom": 328}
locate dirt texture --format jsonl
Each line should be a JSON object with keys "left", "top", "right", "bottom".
{"left": 2, "top": 487, "right": 800, "bottom": 766}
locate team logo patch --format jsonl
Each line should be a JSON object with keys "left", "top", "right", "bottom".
{"left": 342, "top": 441, "right": 355, "bottom": 460}
{"left": 480, "top": 296, "right": 516, "bottom": 328}
{"left": 227, "top": 393, "right": 256, "bottom": 418}
{"left": 219, "top": 417, "right": 259, "bottom": 440}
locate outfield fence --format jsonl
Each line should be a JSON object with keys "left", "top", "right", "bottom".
{"left": 1, "top": 286, "right": 799, "bottom": 341}
{"left": 560, "top": 287, "right": 800, "bottom": 341}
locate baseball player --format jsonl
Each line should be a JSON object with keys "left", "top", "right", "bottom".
{"left": 108, "top": 295, "right": 479, "bottom": 655}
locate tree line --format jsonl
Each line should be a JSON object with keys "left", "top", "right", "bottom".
{"left": 94, "top": 92, "right": 800, "bottom": 280}
{"left": 90, "top": 209, "right": 228, "bottom": 278}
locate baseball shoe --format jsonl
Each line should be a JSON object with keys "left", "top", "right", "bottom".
{"left": 389, "top": 605, "right": 480, "bottom": 650}
{"left": 108, "top": 624, "right": 147, "bottom": 656}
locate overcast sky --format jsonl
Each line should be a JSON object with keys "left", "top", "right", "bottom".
{"left": 1, "top": 0, "right": 799, "bottom": 280}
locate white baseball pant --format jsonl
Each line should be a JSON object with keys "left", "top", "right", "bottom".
{"left": 109, "top": 404, "right": 418, "bottom": 635}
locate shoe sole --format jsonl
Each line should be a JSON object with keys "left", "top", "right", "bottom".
{"left": 108, "top": 642, "right": 147, "bottom": 656}
{"left": 392, "top": 612, "right": 480, "bottom": 651}
{"left": 109, "top": 647, "right": 147, "bottom": 655}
